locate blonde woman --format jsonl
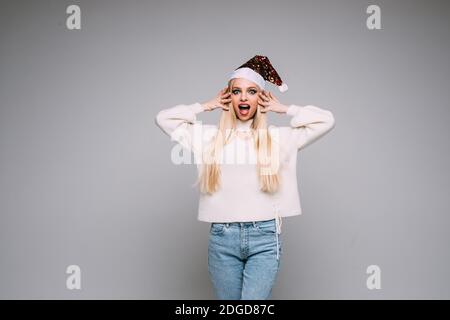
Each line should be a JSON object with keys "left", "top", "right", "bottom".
{"left": 155, "top": 55, "right": 335, "bottom": 299}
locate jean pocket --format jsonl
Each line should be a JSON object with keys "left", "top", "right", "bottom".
{"left": 210, "top": 223, "right": 226, "bottom": 235}
{"left": 254, "top": 221, "right": 277, "bottom": 235}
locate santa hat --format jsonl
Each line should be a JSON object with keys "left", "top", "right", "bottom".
{"left": 228, "top": 55, "right": 288, "bottom": 92}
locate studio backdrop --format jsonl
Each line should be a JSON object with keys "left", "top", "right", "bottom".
{"left": 0, "top": 0, "right": 449, "bottom": 299}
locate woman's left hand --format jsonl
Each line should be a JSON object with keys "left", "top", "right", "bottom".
{"left": 258, "top": 90, "right": 289, "bottom": 114}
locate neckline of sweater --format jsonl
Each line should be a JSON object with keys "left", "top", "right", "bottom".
{"left": 235, "top": 118, "right": 253, "bottom": 132}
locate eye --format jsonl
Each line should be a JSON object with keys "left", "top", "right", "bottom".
{"left": 232, "top": 89, "right": 257, "bottom": 95}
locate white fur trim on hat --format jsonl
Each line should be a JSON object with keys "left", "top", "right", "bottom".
{"left": 228, "top": 67, "right": 266, "bottom": 90}
{"left": 279, "top": 83, "right": 288, "bottom": 92}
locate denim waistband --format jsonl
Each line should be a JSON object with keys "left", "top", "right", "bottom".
{"left": 214, "top": 219, "right": 275, "bottom": 228}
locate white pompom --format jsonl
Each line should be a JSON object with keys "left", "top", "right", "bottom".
{"left": 279, "top": 83, "right": 288, "bottom": 92}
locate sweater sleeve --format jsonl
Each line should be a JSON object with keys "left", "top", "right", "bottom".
{"left": 155, "top": 102, "right": 206, "bottom": 152}
{"left": 284, "top": 104, "right": 335, "bottom": 151}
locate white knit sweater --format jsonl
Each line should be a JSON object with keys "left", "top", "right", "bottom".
{"left": 155, "top": 102, "right": 335, "bottom": 223}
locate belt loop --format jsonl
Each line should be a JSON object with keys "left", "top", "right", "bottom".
{"left": 252, "top": 221, "right": 256, "bottom": 227}
{"left": 226, "top": 223, "right": 229, "bottom": 228}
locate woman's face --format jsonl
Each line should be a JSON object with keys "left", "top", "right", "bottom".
{"left": 230, "top": 78, "right": 260, "bottom": 121}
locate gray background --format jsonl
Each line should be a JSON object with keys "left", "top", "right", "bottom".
{"left": 0, "top": 0, "right": 449, "bottom": 299}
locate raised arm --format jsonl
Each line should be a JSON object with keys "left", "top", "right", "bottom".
{"left": 155, "top": 87, "right": 232, "bottom": 153}
{"left": 285, "top": 104, "right": 335, "bottom": 151}
{"left": 258, "top": 90, "right": 335, "bottom": 151}
{"left": 155, "top": 102, "right": 206, "bottom": 152}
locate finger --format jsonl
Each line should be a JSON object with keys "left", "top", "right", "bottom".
{"left": 221, "top": 98, "right": 232, "bottom": 104}
{"left": 258, "top": 101, "right": 269, "bottom": 108}
{"left": 269, "top": 92, "right": 276, "bottom": 100}
{"left": 258, "top": 92, "right": 269, "bottom": 102}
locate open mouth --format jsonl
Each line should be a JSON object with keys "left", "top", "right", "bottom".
{"left": 238, "top": 104, "right": 251, "bottom": 115}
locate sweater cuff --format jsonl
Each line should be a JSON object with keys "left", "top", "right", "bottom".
{"left": 286, "top": 104, "right": 302, "bottom": 116}
{"left": 191, "top": 102, "right": 205, "bottom": 114}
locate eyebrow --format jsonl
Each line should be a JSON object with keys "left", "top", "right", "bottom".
{"left": 232, "top": 86, "right": 258, "bottom": 90}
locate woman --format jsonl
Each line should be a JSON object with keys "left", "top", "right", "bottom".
{"left": 155, "top": 55, "right": 335, "bottom": 299}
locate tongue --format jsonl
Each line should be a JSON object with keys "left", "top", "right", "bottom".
{"left": 239, "top": 108, "right": 249, "bottom": 115}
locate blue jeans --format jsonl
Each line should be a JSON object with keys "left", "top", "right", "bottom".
{"left": 208, "top": 219, "right": 282, "bottom": 300}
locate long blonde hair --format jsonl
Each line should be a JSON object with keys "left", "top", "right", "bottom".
{"left": 193, "top": 79, "right": 281, "bottom": 195}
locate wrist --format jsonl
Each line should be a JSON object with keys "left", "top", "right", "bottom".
{"left": 192, "top": 102, "right": 207, "bottom": 114}
{"left": 286, "top": 104, "right": 301, "bottom": 116}
{"left": 201, "top": 103, "right": 211, "bottom": 111}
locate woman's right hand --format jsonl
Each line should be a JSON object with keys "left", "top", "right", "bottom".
{"left": 201, "top": 87, "right": 231, "bottom": 112}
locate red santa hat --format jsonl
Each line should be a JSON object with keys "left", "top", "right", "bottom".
{"left": 228, "top": 55, "right": 288, "bottom": 92}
